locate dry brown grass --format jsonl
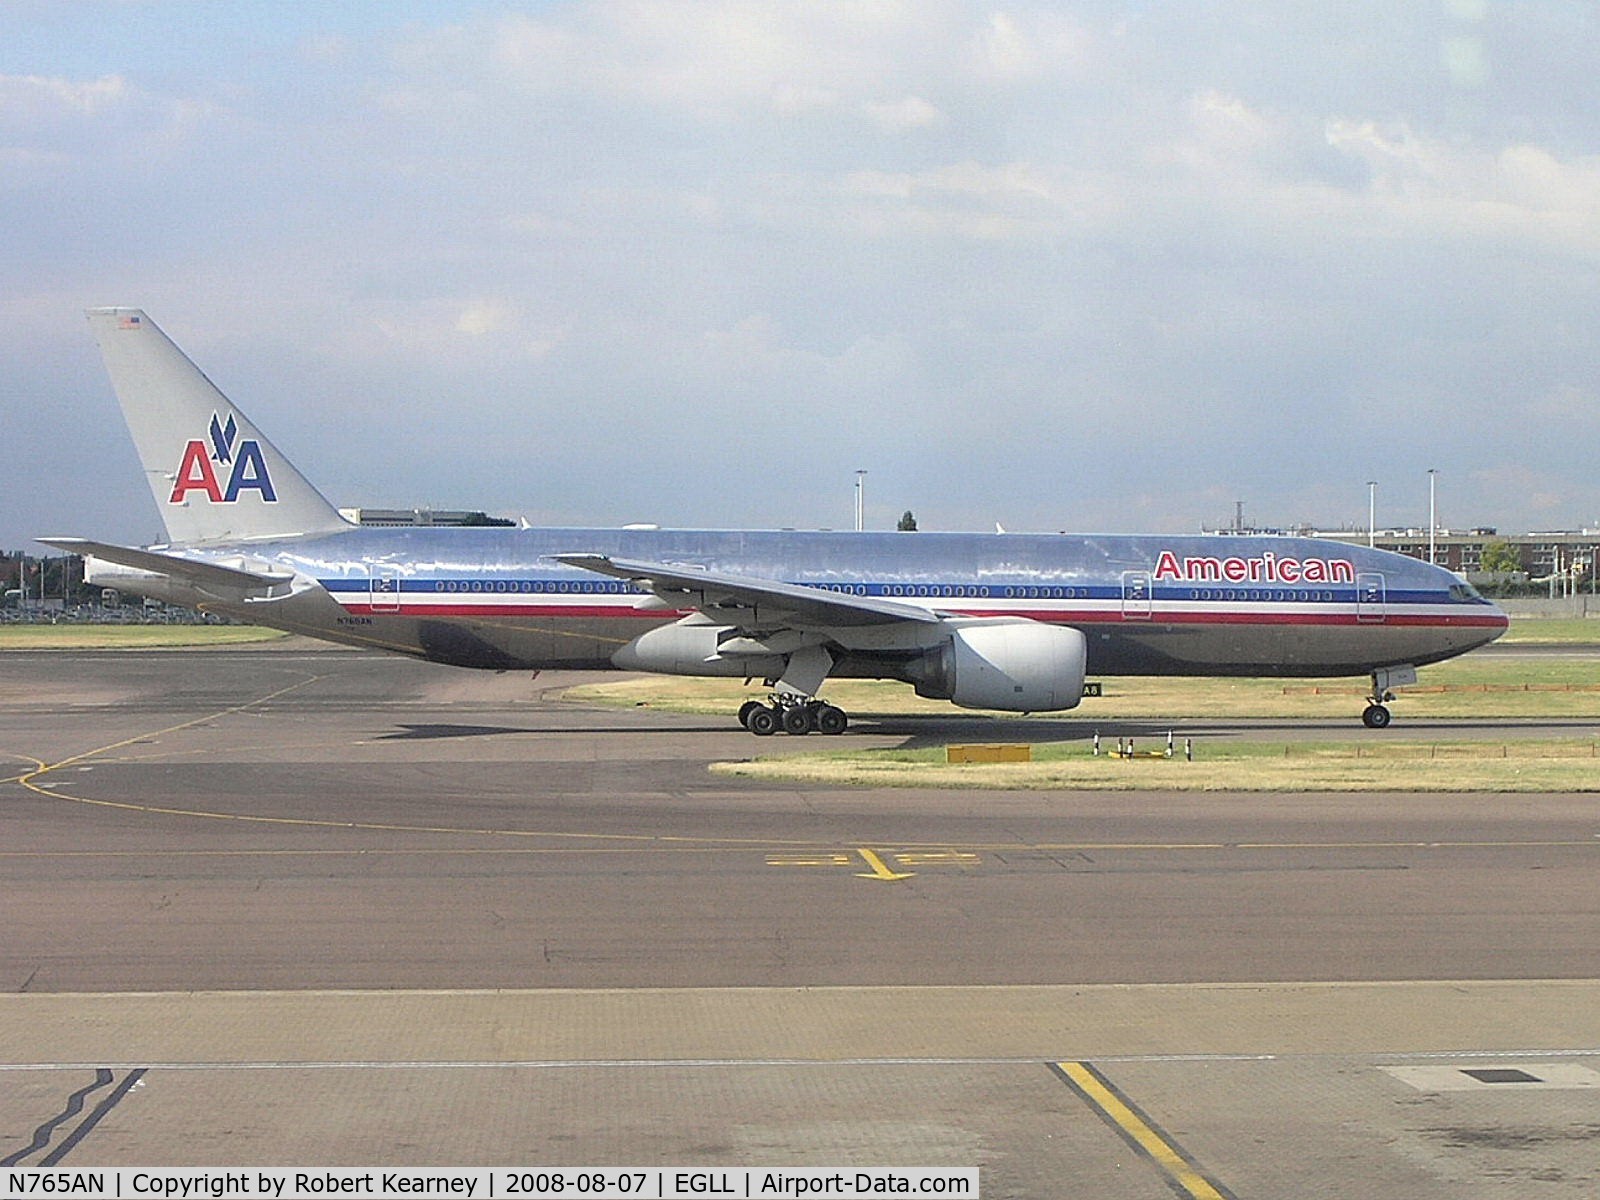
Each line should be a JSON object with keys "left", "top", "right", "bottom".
{"left": 0, "top": 625, "right": 287, "bottom": 650}
{"left": 711, "top": 740, "right": 1600, "bottom": 792}
{"left": 566, "top": 654, "right": 1600, "bottom": 721}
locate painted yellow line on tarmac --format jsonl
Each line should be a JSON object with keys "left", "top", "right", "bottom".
{"left": 855, "top": 847, "right": 914, "bottom": 881}
{"left": 15, "top": 779, "right": 916, "bottom": 848}
{"left": 0, "top": 752, "right": 48, "bottom": 785}
{"left": 8, "top": 679, "right": 875, "bottom": 848}
{"left": 0, "top": 847, "right": 753, "bottom": 859}
{"left": 1054, "top": 1060, "right": 1235, "bottom": 1200}
{"left": 17, "top": 693, "right": 1600, "bottom": 858}
{"left": 20, "top": 672, "right": 327, "bottom": 776}
{"left": 894, "top": 850, "right": 980, "bottom": 867}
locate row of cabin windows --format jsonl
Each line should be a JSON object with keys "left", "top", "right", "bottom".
{"left": 418, "top": 583, "right": 1103, "bottom": 600}
{"left": 432, "top": 580, "right": 641, "bottom": 594}
{"left": 1188, "top": 589, "right": 1339, "bottom": 602}
{"left": 415, "top": 580, "right": 1350, "bottom": 601}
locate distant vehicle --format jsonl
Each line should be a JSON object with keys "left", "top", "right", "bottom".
{"left": 44, "top": 309, "right": 1507, "bottom": 733}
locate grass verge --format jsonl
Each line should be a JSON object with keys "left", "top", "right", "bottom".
{"left": 711, "top": 738, "right": 1600, "bottom": 792}
{"left": 0, "top": 625, "right": 288, "bottom": 650}
{"left": 1500, "top": 617, "right": 1600, "bottom": 643}
{"left": 567, "top": 653, "right": 1600, "bottom": 722}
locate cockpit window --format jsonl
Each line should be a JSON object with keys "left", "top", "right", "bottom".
{"left": 1448, "top": 582, "right": 1485, "bottom": 603}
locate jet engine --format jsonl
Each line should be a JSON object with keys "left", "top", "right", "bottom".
{"left": 913, "top": 622, "right": 1086, "bottom": 712}
{"left": 612, "top": 619, "right": 785, "bottom": 679}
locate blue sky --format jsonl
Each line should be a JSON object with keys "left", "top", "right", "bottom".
{"left": 5, "top": 2, "right": 1600, "bottom": 549}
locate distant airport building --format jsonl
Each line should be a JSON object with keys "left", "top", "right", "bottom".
{"left": 1309, "top": 527, "right": 1600, "bottom": 585}
{"left": 1198, "top": 519, "right": 1600, "bottom": 586}
{"left": 338, "top": 508, "right": 514, "bottom": 528}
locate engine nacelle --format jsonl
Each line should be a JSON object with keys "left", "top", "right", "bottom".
{"left": 613, "top": 620, "right": 786, "bottom": 679}
{"left": 914, "top": 622, "right": 1086, "bottom": 712}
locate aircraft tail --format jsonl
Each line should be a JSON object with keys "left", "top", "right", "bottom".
{"left": 86, "top": 308, "right": 351, "bottom": 545}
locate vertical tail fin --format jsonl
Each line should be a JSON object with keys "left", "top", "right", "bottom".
{"left": 87, "top": 308, "right": 350, "bottom": 545}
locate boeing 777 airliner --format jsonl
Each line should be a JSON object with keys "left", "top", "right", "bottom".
{"left": 44, "top": 309, "right": 1507, "bottom": 734}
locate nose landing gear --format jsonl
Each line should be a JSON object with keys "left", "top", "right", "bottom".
{"left": 1362, "top": 665, "right": 1416, "bottom": 728}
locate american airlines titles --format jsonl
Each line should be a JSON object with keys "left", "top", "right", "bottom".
{"left": 1153, "top": 549, "right": 1355, "bottom": 586}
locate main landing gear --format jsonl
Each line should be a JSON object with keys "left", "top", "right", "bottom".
{"left": 738, "top": 695, "right": 849, "bottom": 737}
{"left": 737, "top": 644, "right": 847, "bottom": 736}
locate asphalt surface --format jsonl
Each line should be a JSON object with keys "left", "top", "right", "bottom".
{"left": 3, "top": 644, "right": 1600, "bottom": 1194}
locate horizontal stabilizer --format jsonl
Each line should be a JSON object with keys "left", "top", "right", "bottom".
{"left": 38, "top": 538, "right": 294, "bottom": 591}
{"left": 555, "top": 553, "right": 941, "bottom": 628}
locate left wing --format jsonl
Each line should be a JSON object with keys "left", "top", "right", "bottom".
{"left": 554, "top": 553, "right": 941, "bottom": 629}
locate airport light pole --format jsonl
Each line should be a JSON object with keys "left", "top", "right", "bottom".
{"left": 1367, "top": 481, "right": 1377, "bottom": 548}
{"left": 1427, "top": 469, "right": 1437, "bottom": 565}
{"left": 854, "top": 470, "right": 867, "bottom": 533}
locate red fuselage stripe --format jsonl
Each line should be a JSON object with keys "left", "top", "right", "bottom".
{"left": 336, "top": 601, "right": 1507, "bottom": 629}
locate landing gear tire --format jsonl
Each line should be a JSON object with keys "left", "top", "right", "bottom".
{"left": 781, "top": 704, "right": 815, "bottom": 736}
{"left": 1362, "top": 704, "right": 1392, "bottom": 729}
{"left": 741, "top": 692, "right": 850, "bottom": 737}
{"left": 815, "top": 704, "right": 848, "bottom": 736}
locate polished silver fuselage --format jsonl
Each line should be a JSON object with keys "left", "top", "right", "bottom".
{"left": 97, "top": 527, "right": 1506, "bottom": 682}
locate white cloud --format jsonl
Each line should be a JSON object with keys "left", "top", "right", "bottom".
{"left": 771, "top": 83, "right": 840, "bottom": 115}
{"left": 970, "top": 9, "right": 1089, "bottom": 82}
{"left": 1186, "top": 89, "right": 1281, "bottom": 156}
{"left": 976, "top": 12, "right": 1035, "bottom": 78}
{"left": 393, "top": 1, "right": 1084, "bottom": 132}
{"left": 0, "top": 145, "right": 72, "bottom": 172}
{"left": 843, "top": 161, "right": 1059, "bottom": 202}
{"left": 0, "top": 72, "right": 129, "bottom": 117}
{"left": 864, "top": 95, "right": 944, "bottom": 132}
{"left": 12, "top": 2, "right": 1600, "bottom": 544}
{"left": 358, "top": 299, "right": 562, "bottom": 364}
{"left": 1441, "top": 35, "right": 1490, "bottom": 89}
{"left": 698, "top": 312, "right": 910, "bottom": 387}
{"left": 486, "top": 3, "right": 893, "bottom": 117}
{"left": 455, "top": 299, "right": 516, "bottom": 337}
{"left": 823, "top": 159, "right": 1113, "bottom": 244}
{"left": 0, "top": 69, "right": 223, "bottom": 182}
{"left": 1325, "top": 119, "right": 1600, "bottom": 254}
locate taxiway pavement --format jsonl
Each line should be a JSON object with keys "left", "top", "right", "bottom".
{"left": 3, "top": 647, "right": 1599, "bottom": 1194}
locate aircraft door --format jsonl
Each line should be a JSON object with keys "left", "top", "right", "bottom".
{"left": 1356, "top": 572, "right": 1386, "bottom": 623}
{"left": 1121, "top": 570, "right": 1153, "bottom": 620}
{"left": 370, "top": 565, "right": 401, "bottom": 614}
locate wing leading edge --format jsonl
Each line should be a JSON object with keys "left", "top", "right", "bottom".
{"left": 554, "top": 553, "right": 942, "bottom": 628}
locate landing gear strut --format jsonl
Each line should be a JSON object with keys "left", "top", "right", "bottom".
{"left": 1361, "top": 665, "right": 1416, "bottom": 729}
{"left": 736, "top": 644, "right": 847, "bottom": 736}
{"left": 738, "top": 694, "right": 849, "bottom": 737}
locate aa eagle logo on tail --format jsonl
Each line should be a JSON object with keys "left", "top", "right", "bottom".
{"left": 169, "top": 411, "right": 277, "bottom": 504}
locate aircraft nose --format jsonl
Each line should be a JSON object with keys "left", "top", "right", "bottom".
{"left": 1467, "top": 599, "right": 1511, "bottom": 651}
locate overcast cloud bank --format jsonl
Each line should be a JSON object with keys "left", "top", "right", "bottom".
{"left": 4, "top": 1, "right": 1598, "bottom": 547}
